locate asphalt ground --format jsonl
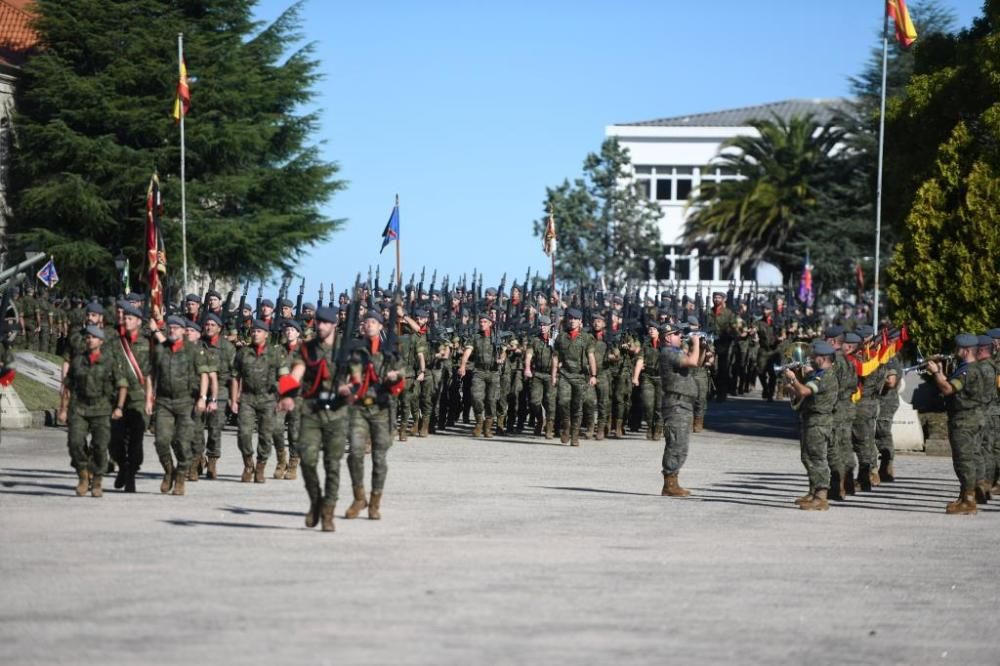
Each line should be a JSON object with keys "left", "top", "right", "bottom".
{"left": 2, "top": 396, "right": 998, "bottom": 665}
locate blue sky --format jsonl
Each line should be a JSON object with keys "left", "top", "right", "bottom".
{"left": 251, "top": 0, "right": 982, "bottom": 299}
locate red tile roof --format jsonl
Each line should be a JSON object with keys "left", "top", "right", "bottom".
{"left": 0, "top": 0, "right": 38, "bottom": 68}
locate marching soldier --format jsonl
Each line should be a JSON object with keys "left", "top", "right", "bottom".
{"left": 875, "top": 328, "right": 902, "bottom": 482}
{"left": 272, "top": 319, "right": 305, "bottom": 479}
{"left": 458, "top": 312, "right": 503, "bottom": 438}
{"left": 58, "top": 325, "right": 127, "bottom": 497}
{"left": 586, "top": 312, "right": 611, "bottom": 440}
{"left": 659, "top": 323, "right": 701, "bottom": 496}
{"left": 347, "top": 311, "right": 404, "bottom": 520}
{"left": 108, "top": 302, "right": 152, "bottom": 493}
{"left": 632, "top": 323, "right": 663, "bottom": 440}
{"left": 552, "top": 308, "right": 597, "bottom": 446}
{"left": 145, "top": 315, "right": 215, "bottom": 496}
{"left": 278, "top": 306, "right": 349, "bottom": 532}
{"left": 706, "top": 292, "right": 737, "bottom": 401}
{"left": 523, "top": 315, "right": 556, "bottom": 438}
{"left": 199, "top": 313, "right": 236, "bottom": 479}
{"left": 231, "top": 320, "right": 284, "bottom": 483}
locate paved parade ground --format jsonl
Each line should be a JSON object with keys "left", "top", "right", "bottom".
{"left": 2, "top": 398, "right": 998, "bottom": 665}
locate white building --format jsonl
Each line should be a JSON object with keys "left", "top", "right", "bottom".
{"left": 606, "top": 98, "right": 846, "bottom": 293}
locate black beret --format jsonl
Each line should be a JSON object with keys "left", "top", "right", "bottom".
{"left": 278, "top": 298, "right": 293, "bottom": 308}
{"left": 119, "top": 302, "right": 143, "bottom": 319}
{"left": 843, "top": 332, "right": 861, "bottom": 344}
{"left": 283, "top": 319, "right": 302, "bottom": 333}
{"left": 315, "top": 306, "right": 339, "bottom": 323}
{"left": 566, "top": 308, "right": 583, "bottom": 319}
{"left": 824, "top": 325, "right": 844, "bottom": 338}
{"left": 252, "top": 319, "right": 270, "bottom": 332}
{"left": 184, "top": 319, "right": 201, "bottom": 332}
{"left": 84, "top": 324, "right": 105, "bottom": 340}
{"left": 203, "top": 313, "right": 223, "bottom": 327}
{"left": 364, "top": 310, "right": 384, "bottom": 324}
{"left": 205, "top": 290, "right": 221, "bottom": 299}
{"left": 166, "top": 315, "right": 186, "bottom": 328}
{"left": 184, "top": 293, "right": 200, "bottom": 303}
{"left": 301, "top": 302, "right": 316, "bottom": 311}
{"left": 260, "top": 299, "right": 274, "bottom": 309}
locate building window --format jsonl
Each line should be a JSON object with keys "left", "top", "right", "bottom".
{"left": 741, "top": 262, "right": 757, "bottom": 281}
{"left": 635, "top": 179, "right": 651, "bottom": 200}
{"left": 676, "top": 178, "right": 693, "bottom": 200}
{"left": 655, "top": 179, "right": 672, "bottom": 201}
{"left": 633, "top": 166, "right": 700, "bottom": 202}
{"left": 655, "top": 258, "right": 671, "bottom": 281}
{"left": 699, "top": 258, "right": 714, "bottom": 281}
{"left": 675, "top": 258, "right": 690, "bottom": 281}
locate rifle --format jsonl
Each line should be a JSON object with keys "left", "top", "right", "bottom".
{"left": 388, "top": 267, "right": 396, "bottom": 291}
{"left": 374, "top": 266, "right": 381, "bottom": 295}
{"left": 367, "top": 266, "right": 373, "bottom": 295}
{"left": 328, "top": 283, "right": 335, "bottom": 309}
{"left": 255, "top": 282, "right": 263, "bottom": 317}
{"left": 317, "top": 283, "right": 325, "bottom": 312}
{"left": 428, "top": 269, "right": 437, "bottom": 300}
{"left": 334, "top": 278, "right": 362, "bottom": 389}
{"left": 694, "top": 282, "right": 704, "bottom": 327}
{"left": 221, "top": 288, "right": 234, "bottom": 324}
{"left": 726, "top": 278, "right": 736, "bottom": 310}
{"left": 294, "top": 277, "right": 305, "bottom": 319}
{"left": 417, "top": 266, "right": 426, "bottom": 300}
{"left": 737, "top": 280, "right": 745, "bottom": 310}
{"left": 278, "top": 274, "right": 292, "bottom": 304}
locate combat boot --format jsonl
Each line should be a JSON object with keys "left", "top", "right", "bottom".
{"left": 368, "top": 491, "right": 382, "bottom": 520}
{"left": 419, "top": 418, "right": 430, "bottom": 437}
{"left": 114, "top": 465, "right": 126, "bottom": 490}
{"left": 273, "top": 449, "right": 288, "bottom": 480}
{"left": 160, "top": 460, "right": 175, "bottom": 494}
{"left": 75, "top": 468, "right": 90, "bottom": 496}
{"left": 90, "top": 474, "right": 103, "bottom": 498}
{"left": 544, "top": 419, "right": 554, "bottom": 440}
{"left": 254, "top": 460, "right": 266, "bottom": 483}
{"left": 595, "top": 421, "right": 606, "bottom": 441}
{"left": 653, "top": 424, "right": 663, "bottom": 440}
{"left": 878, "top": 455, "right": 895, "bottom": 482}
{"left": 570, "top": 425, "right": 580, "bottom": 447}
{"left": 661, "top": 472, "right": 691, "bottom": 497}
{"left": 495, "top": 413, "right": 506, "bottom": 435}
{"left": 285, "top": 456, "right": 299, "bottom": 481}
{"left": 608, "top": 418, "right": 619, "bottom": 439}
{"left": 321, "top": 505, "right": 336, "bottom": 532}
{"left": 472, "top": 420, "right": 483, "bottom": 438}
{"left": 615, "top": 420, "right": 625, "bottom": 438}
{"left": 794, "top": 485, "right": 815, "bottom": 505}
{"left": 692, "top": 415, "right": 704, "bottom": 433}
{"left": 305, "top": 495, "right": 322, "bottom": 528}
{"left": 560, "top": 420, "right": 570, "bottom": 444}
{"left": 533, "top": 416, "right": 543, "bottom": 437}
{"left": 187, "top": 458, "right": 199, "bottom": 482}
{"left": 974, "top": 481, "right": 991, "bottom": 505}
{"left": 240, "top": 454, "right": 254, "bottom": 483}
{"left": 645, "top": 425, "right": 655, "bottom": 441}
{"left": 828, "top": 472, "right": 844, "bottom": 501}
{"left": 800, "top": 488, "right": 829, "bottom": 511}
{"left": 870, "top": 468, "right": 881, "bottom": 488}
{"left": 483, "top": 417, "right": 494, "bottom": 439}
{"left": 345, "top": 485, "right": 367, "bottom": 519}
{"left": 946, "top": 490, "right": 977, "bottom": 515}
{"left": 844, "top": 469, "right": 856, "bottom": 495}
{"left": 206, "top": 456, "right": 218, "bottom": 480}
{"left": 398, "top": 424, "right": 408, "bottom": 442}
{"left": 858, "top": 464, "right": 873, "bottom": 492}
{"left": 171, "top": 472, "right": 186, "bottom": 496}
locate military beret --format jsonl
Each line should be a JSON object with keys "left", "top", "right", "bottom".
{"left": 843, "top": 332, "right": 862, "bottom": 344}
{"left": 661, "top": 323, "right": 683, "bottom": 335}
{"left": 184, "top": 293, "right": 200, "bottom": 303}
{"left": 125, "top": 292, "right": 144, "bottom": 303}
{"left": 252, "top": 319, "right": 270, "bottom": 332}
{"left": 260, "top": 299, "right": 274, "bottom": 309}
{"left": 987, "top": 328, "right": 1000, "bottom": 339}
{"left": 84, "top": 324, "right": 105, "bottom": 340}
{"left": 592, "top": 311, "right": 605, "bottom": 320}
{"left": 955, "top": 333, "right": 978, "bottom": 348}
{"left": 277, "top": 298, "right": 293, "bottom": 309}
{"left": 203, "top": 313, "right": 223, "bottom": 327}
{"left": 414, "top": 308, "right": 430, "bottom": 318}
{"left": 823, "top": 325, "right": 844, "bottom": 338}
{"left": 364, "top": 310, "right": 384, "bottom": 324}
{"left": 566, "top": 308, "right": 583, "bottom": 319}
{"left": 184, "top": 319, "right": 201, "bottom": 332}
{"left": 478, "top": 311, "right": 492, "bottom": 321}
{"left": 205, "top": 290, "right": 221, "bottom": 299}
{"left": 686, "top": 315, "right": 700, "bottom": 326}
{"left": 166, "top": 315, "right": 186, "bottom": 328}
{"left": 811, "top": 340, "right": 836, "bottom": 356}
{"left": 612, "top": 295, "right": 624, "bottom": 304}
{"left": 283, "top": 319, "right": 302, "bottom": 332}
{"left": 712, "top": 291, "right": 725, "bottom": 298}
{"left": 485, "top": 287, "right": 497, "bottom": 296}
{"left": 660, "top": 291, "right": 671, "bottom": 298}
{"left": 978, "top": 334, "right": 993, "bottom": 347}
{"left": 315, "top": 306, "right": 339, "bottom": 323}
{"left": 85, "top": 301, "right": 105, "bottom": 315}
{"left": 241, "top": 303, "right": 253, "bottom": 312}
{"left": 762, "top": 302, "right": 774, "bottom": 310}
{"left": 302, "top": 302, "right": 316, "bottom": 312}
{"left": 119, "top": 302, "right": 143, "bottom": 319}
{"left": 856, "top": 324, "right": 875, "bottom": 338}
{"left": 538, "top": 315, "right": 552, "bottom": 326}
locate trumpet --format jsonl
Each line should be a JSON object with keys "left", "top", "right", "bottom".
{"left": 773, "top": 360, "right": 810, "bottom": 375}
{"left": 903, "top": 354, "right": 950, "bottom": 374}
{"left": 683, "top": 331, "right": 716, "bottom": 344}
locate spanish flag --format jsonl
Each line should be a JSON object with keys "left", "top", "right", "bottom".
{"left": 172, "top": 57, "right": 190, "bottom": 122}
{"left": 887, "top": 0, "right": 918, "bottom": 48}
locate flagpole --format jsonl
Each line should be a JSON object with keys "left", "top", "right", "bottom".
{"left": 394, "top": 194, "right": 401, "bottom": 291}
{"left": 872, "top": 6, "right": 889, "bottom": 327}
{"left": 178, "top": 32, "right": 189, "bottom": 296}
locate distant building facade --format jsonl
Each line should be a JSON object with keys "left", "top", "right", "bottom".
{"left": 0, "top": 0, "right": 38, "bottom": 268}
{"left": 606, "top": 98, "right": 845, "bottom": 293}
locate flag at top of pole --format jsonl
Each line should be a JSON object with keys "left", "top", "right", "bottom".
{"left": 887, "top": 0, "right": 918, "bottom": 48}
{"left": 380, "top": 195, "right": 400, "bottom": 254}
{"left": 36, "top": 256, "right": 59, "bottom": 289}
{"left": 542, "top": 210, "right": 557, "bottom": 257}
{"left": 172, "top": 54, "right": 190, "bottom": 122}
{"left": 798, "top": 252, "right": 814, "bottom": 307}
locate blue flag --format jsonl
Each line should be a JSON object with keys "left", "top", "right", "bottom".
{"left": 380, "top": 202, "right": 399, "bottom": 254}
{"left": 36, "top": 257, "right": 59, "bottom": 289}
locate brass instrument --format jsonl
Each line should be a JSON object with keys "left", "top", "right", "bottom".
{"left": 774, "top": 342, "right": 812, "bottom": 408}
{"left": 903, "top": 354, "right": 951, "bottom": 374}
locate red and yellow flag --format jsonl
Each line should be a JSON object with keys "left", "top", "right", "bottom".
{"left": 172, "top": 57, "right": 190, "bottom": 122}
{"left": 542, "top": 211, "right": 557, "bottom": 257}
{"left": 887, "top": 0, "right": 918, "bottom": 48}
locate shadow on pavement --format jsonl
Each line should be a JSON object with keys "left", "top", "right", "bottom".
{"left": 538, "top": 485, "right": 660, "bottom": 497}
{"left": 162, "top": 519, "right": 299, "bottom": 530}
{"left": 221, "top": 505, "right": 304, "bottom": 518}
{"left": 706, "top": 396, "right": 799, "bottom": 440}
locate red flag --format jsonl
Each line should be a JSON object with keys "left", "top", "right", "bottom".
{"left": 145, "top": 174, "right": 166, "bottom": 314}
{"left": 855, "top": 260, "right": 864, "bottom": 293}
{"left": 887, "top": 0, "right": 918, "bottom": 48}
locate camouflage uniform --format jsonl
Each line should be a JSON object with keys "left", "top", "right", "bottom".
{"left": 64, "top": 344, "right": 126, "bottom": 491}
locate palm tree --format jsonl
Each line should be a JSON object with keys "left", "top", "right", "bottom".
{"left": 683, "top": 114, "right": 848, "bottom": 283}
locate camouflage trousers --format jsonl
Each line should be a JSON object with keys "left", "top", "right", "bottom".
{"left": 851, "top": 400, "right": 879, "bottom": 467}
{"left": 272, "top": 398, "right": 302, "bottom": 458}
{"left": 661, "top": 401, "right": 693, "bottom": 475}
{"left": 68, "top": 408, "right": 111, "bottom": 475}
{"left": 640, "top": 375, "right": 662, "bottom": 432}
{"left": 611, "top": 370, "right": 632, "bottom": 426}
{"left": 470, "top": 369, "right": 500, "bottom": 420}
{"left": 238, "top": 392, "right": 276, "bottom": 461}
{"left": 692, "top": 370, "right": 709, "bottom": 420}
{"left": 154, "top": 397, "right": 194, "bottom": 474}
{"left": 348, "top": 403, "right": 394, "bottom": 492}
{"left": 557, "top": 372, "right": 587, "bottom": 430}
{"left": 975, "top": 412, "right": 998, "bottom": 485}
{"left": 949, "top": 413, "right": 983, "bottom": 492}
{"left": 829, "top": 405, "right": 856, "bottom": 476}
{"left": 875, "top": 395, "right": 899, "bottom": 460}
{"left": 298, "top": 403, "right": 349, "bottom": 508}
{"left": 528, "top": 374, "right": 556, "bottom": 424}
{"left": 193, "top": 397, "right": 228, "bottom": 460}
{"left": 801, "top": 419, "right": 832, "bottom": 491}
{"left": 582, "top": 371, "right": 610, "bottom": 430}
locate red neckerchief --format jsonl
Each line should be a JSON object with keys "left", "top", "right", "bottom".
{"left": 713, "top": 305, "right": 723, "bottom": 316}
{"left": 303, "top": 318, "right": 314, "bottom": 327}
{"left": 766, "top": 315, "right": 773, "bottom": 326}
{"left": 255, "top": 343, "right": 266, "bottom": 356}
{"left": 299, "top": 340, "right": 331, "bottom": 399}
{"left": 419, "top": 325, "right": 428, "bottom": 335}
{"left": 611, "top": 323, "right": 620, "bottom": 333}
{"left": 369, "top": 336, "right": 380, "bottom": 355}
{"left": 595, "top": 330, "right": 604, "bottom": 341}
{"left": 652, "top": 338, "right": 660, "bottom": 350}
{"left": 87, "top": 350, "right": 101, "bottom": 365}
{"left": 263, "top": 316, "right": 272, "bottom": 326}
{"left": 541, "top": 332, "right": 549, "bottom": 343}
{"left": 127, "top": 329, "right": 139, "bottom": 343}
{"left": 568, "top": 329, "right": 579, "bottom": 340}
{"left": 170, "top": 339, "right": 184, "bottom": 353}
{"left": 208, "top": 334, "right": 219, "bottom": 347}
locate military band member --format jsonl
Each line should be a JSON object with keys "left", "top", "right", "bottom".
{"left": 659, "top": 323, "right": 700, "bottom": 496}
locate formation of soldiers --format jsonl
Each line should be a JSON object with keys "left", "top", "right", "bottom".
{"left": 7, "top": 270, "right": 999, "bottom": 523}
